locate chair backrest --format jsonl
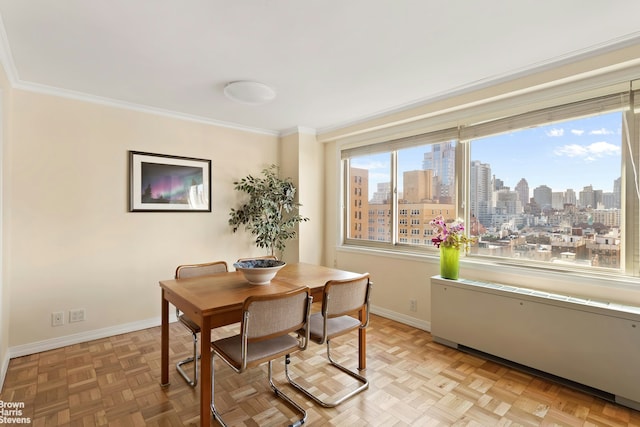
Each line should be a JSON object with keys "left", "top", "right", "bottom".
{"left": 242, "top": 287, "right": 311, "bottom": 342}
{"left": 175, "top": 260, "right": 228, "bottom": 279}
{"left": 322, "top": 274, "right": 371, "bottom": 320}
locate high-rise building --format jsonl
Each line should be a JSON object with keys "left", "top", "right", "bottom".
{"left": 402, "top": 170, "right": 433, "bottom": 203}
{"left": 470, "top": 161, "right": 492, "bottom": 227}
{"left": 580, "top": 185, "right": 595, "bottom": 208}
{"left": 371, "top": 182, "right": 391, "bottom": 204}
{"left": 565, "top": 188, "right": 577, "bottom": 206}
{"left": 613, "top": 177, "right": 621, "bottom": 208}
{"left": 422, "top": 141, "right": 455, "bottom": 203}
{"left": 602, "top": 192, "right": 616, "bottom": 209}
{"left": 552, "top": 192, "right": 565, "bottom": 210}
{"left": 495, "top": 190, "right": 521, "bottom": 216}
{"left": 533, "top": 185, "right": 552, "bottom": 211}
{"left": 374, "top": 202, "right": 455, "bottom": 244}
{"left": 348, "top": 167, "right": 369, "bottom": 240}
{"left": 515, "top": 178, "right": 529, "bottom": 210}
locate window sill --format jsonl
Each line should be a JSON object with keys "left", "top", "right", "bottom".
{"left": 336, "top": 243, "right": 640, "bottom": 293}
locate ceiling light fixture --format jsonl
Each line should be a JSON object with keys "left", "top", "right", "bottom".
{"left": 223, "top": 81, "right": 276, "bottom": 105}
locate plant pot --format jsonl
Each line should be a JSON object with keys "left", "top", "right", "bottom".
{"left": 440, "top": 245, "right": 460, "bottom": 280}
{"left": 233, "top": 259, "right": 286, "bottom": 285}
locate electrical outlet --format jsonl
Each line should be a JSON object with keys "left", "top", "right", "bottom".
{"left": 51, "top": 311, "right": 64, "bottom": 326}
{"left": 69, "top": 308, "right": 86, "bottom": 323}
{"left": 410, "top": 299, "right": 417, "bottom": 312}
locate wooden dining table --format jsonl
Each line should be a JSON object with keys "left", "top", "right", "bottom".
{"left": 159, "top": 262, "right": 366, "bottom": 427}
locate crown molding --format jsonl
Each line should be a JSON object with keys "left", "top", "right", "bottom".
{"left": 279, "top": 126, "right": 317, "bottom": 137}
{"left": 0, "top": 12, "right": 18, "bottom": 86}
{"left": 14, "top": 80, "right": 281, "bottom": 136}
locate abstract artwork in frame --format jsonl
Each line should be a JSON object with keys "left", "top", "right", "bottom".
{"left": 129, "top": 151, "right": 212, "bottom": 212}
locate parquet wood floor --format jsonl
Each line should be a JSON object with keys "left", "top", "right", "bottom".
{"left": 2, "top": 315, "right": 639, "bottom": 426}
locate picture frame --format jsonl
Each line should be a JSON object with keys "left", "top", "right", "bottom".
{"left": 129, "top": 151, "right": 212, "bottom": 212}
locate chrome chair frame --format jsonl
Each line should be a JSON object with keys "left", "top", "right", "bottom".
{"left": 286, "top": 274, "right": 372, "bottom": 408}
{"left": 174, "top": 260, "right": 228, "bottom": 387}
{"left": 210, "top": 287, "right": 312, "bottom": 427}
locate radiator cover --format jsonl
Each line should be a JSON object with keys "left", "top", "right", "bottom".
{"left": 431, "top": 276, "right": 640, "bottom": 410}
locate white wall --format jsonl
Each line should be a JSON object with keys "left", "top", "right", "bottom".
{"left": 0, "top": 62, "right": 10, "bottom": 386}
{"left": 5, "top": 89, "right": 282, "bottom": 351}
{"left": 280, "top": 129, "right": 323, "bottom": 265}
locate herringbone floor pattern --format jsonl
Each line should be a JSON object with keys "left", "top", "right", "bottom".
{"left": 2, "top": 315, "right": 639, "bottom": 426}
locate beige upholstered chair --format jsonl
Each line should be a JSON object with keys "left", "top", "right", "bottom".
{"left": 174, "top": 260, "right": 229, "bottom": 387}
{"left": 210, "top": 287, "right": 312, "bottom": 427}
{"left": 286, "top": 273, "right": 372, "bottom": 408}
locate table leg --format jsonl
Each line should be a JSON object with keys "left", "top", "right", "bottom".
{"left": 200, "top": 316, "right": 212, "bottom": 427}
{"left": 160, "top": 291, "right": 170, "bottom": 386}
{"left": 358, "top": 308, "right": 367, "bottom": 370}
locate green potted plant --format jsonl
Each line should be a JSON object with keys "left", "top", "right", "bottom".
{"left": 229, "top": 165, "right": 309, "bottom": 259}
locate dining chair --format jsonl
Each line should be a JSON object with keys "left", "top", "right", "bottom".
{"left": 174, "top": 260, "right": 229, "bottom": 387}
{"left": 210, "top": 287, "right": 312, "bottom": 427}
{"left": 286, "top": 273, "right": 372, "bottom": 408}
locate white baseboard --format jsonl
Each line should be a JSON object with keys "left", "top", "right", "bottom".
{"left": 8, "top": 314, "right": 177, "bottom": 359}
{"left": 4, "top": 308, "right": 425, "bottom": 362}
{"left": 0, "top": 351, "right": 9, "bottom": 393}
{"left": 370, "top": 305, "right": 431, "bottom": 332}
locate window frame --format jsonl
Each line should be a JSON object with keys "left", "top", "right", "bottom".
{"left": 341, "top": 83, "right": 640, "bottom": 278}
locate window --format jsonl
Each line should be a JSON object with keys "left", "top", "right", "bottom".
{"left": 469, "top": 111, "right": 622, "bottom": 269}
{"left": 344, "top": 132, "right": 459, "bottom": 248}
{"left": 342, "top": 85, "right": 640, "bottom": 276}
{"left": 346, "top": 152, "right": 392, "bottom": 243}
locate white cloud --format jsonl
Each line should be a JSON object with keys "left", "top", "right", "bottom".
{"left": 554, "top": 144, "right": 587, "bottom": 157}
{"left": 571, "top": 129, "right": 584, "bottom": 136}
{"left": 589, "top": 141, "right": 621, "bottom": 155}
{"left": 590, "top": 128, "right": 614, "bottom": 135}
{"left": 553, "top": 141, "right": 620, "bottom": 161}
{"left": 546, "top": 128, "right": 564, "bottom": 137}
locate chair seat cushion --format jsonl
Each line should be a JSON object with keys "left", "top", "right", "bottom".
{"left": 213, "top": 334, "right": 300, "bottom": 370}
{"left": 308, "top": 313, "right": 360, "bottom": 343}
{"left": 178, "top": 314, "right": 200, "bottom": 334}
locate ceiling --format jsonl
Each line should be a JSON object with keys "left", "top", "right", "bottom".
{"left": 0, "top": 1, "right": 639, "bottom": 135}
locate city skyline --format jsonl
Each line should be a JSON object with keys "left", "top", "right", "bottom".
{"left": 352, "top": 111, "right": 623, "bottom": 200}
{"left": 471, "top": 111, "right": 622, "bottom": 196}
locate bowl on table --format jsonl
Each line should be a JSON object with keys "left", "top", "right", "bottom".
{"left": 233, "top": 259, "right": 286, "bottom": 285}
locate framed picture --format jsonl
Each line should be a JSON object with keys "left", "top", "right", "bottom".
{"left": 129, "top": 151, "right": 212, "bottom": 212}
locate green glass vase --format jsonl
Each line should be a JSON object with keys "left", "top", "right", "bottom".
{"left": 440, "top": 245, "right": 460, "bottom": 280}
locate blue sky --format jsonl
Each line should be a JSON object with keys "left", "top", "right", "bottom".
{"left": 353, "top": 111, "right": 623, "bottom": 199}
{"left": 470, "top": 111, "right": 622, "bottom": 195}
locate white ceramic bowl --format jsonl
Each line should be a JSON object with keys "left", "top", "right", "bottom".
{"left": 233, "top": 259, "right": 286, "bottom": 285}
